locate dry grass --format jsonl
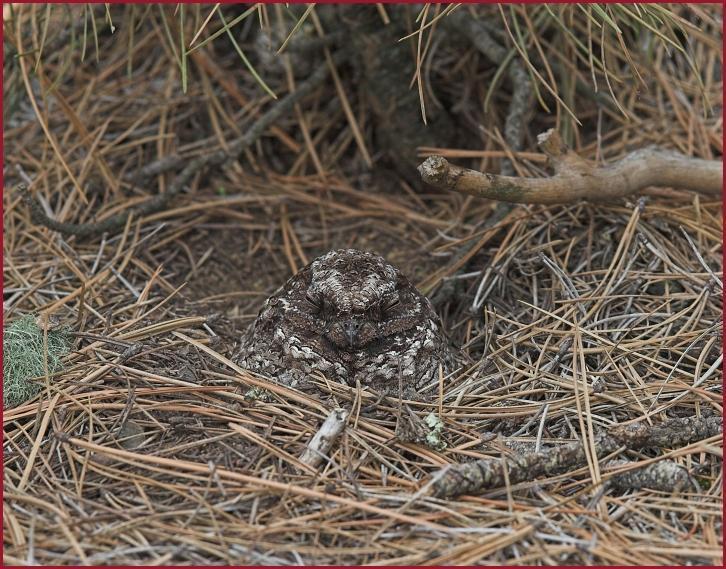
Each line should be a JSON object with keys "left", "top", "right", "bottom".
{"left": 3, "top": 4, "right": 722, "bottom": 565}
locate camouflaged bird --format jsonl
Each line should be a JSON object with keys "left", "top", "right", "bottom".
{"left": 238, "top": 249, "right": 454, "bottom": 397}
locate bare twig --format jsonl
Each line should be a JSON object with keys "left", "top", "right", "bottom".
{"left": 419, "top": 129, "right": 723, "bottom": 204}
{"left": 430, "top": 415, "right": 721, "bottom": 498}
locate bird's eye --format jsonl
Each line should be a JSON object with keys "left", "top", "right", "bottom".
{"left": 305, "top": 292, "right": 321, "bottom": 311}
{"left": 381, "top": 297, "right": 400, "bottom": 315}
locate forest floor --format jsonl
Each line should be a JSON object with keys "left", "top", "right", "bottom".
{"left": 3, "top": 4, "right": 722, "bottom": 565}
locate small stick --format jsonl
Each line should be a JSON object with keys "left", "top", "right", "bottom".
{"left": 419, "top": 129, "right": 722, "bottom": 204}
{"left": 299, "top": 408, "right": 350, "bottom": 469}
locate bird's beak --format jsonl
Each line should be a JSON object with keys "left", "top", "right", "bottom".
{"left": 343, "top": 320, "right": 359, "bottom": 348}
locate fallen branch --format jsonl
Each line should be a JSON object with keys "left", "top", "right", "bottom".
{"left": 19, "top": 49, "right": 349, "bottom": 238}
{"left": 418, "top": 129, "right": 723, "bottom": 204}
{"left": 299, "top": 408, "right": 349, "bottom": 469}
{"left": 429, "top": 415, "right": 721, "bottom": 498}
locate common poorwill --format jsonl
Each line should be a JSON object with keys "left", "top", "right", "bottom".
{"left": 238, "top": 249, "right": 454, "bottom": 395}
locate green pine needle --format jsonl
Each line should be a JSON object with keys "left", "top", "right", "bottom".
{"left": 3, "top": 315, "right": 71, "bottom": 409}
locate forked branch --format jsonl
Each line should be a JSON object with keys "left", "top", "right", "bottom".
{"left": 418, "top": 129, "right": 722, "bottom": 204}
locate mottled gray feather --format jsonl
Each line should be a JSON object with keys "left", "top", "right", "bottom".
{"left": 238, "top": 249, "right": 454, "bottom": 396}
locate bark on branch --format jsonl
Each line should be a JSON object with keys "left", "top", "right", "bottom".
{"left": 429, "top": 415, "right": 721, "bottom": 498}
{"left": 418, "top": 129, "right": 722, "bottom": 204}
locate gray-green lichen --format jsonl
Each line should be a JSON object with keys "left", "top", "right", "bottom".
{"left": 244, "top": 386, "right": 273, "bottom": 402}
{"left": 3, "top": 314, "right": 71, "bottom": 408}
{"left": 424, "top": 412, "right": 447, "bottom": 451}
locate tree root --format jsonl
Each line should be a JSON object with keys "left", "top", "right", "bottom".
{"left": 429, "top": 415, "right": 721, "bottom": 498}
{"left": 419, "top": 129, "right": 723, "bottom": 204}
{"left": 19, "top": 49, "right": 349, "bottom": 239}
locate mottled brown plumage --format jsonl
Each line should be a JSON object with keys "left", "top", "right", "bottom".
{"left": 238, "top": 249, "right": 454, "bottom": 396}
